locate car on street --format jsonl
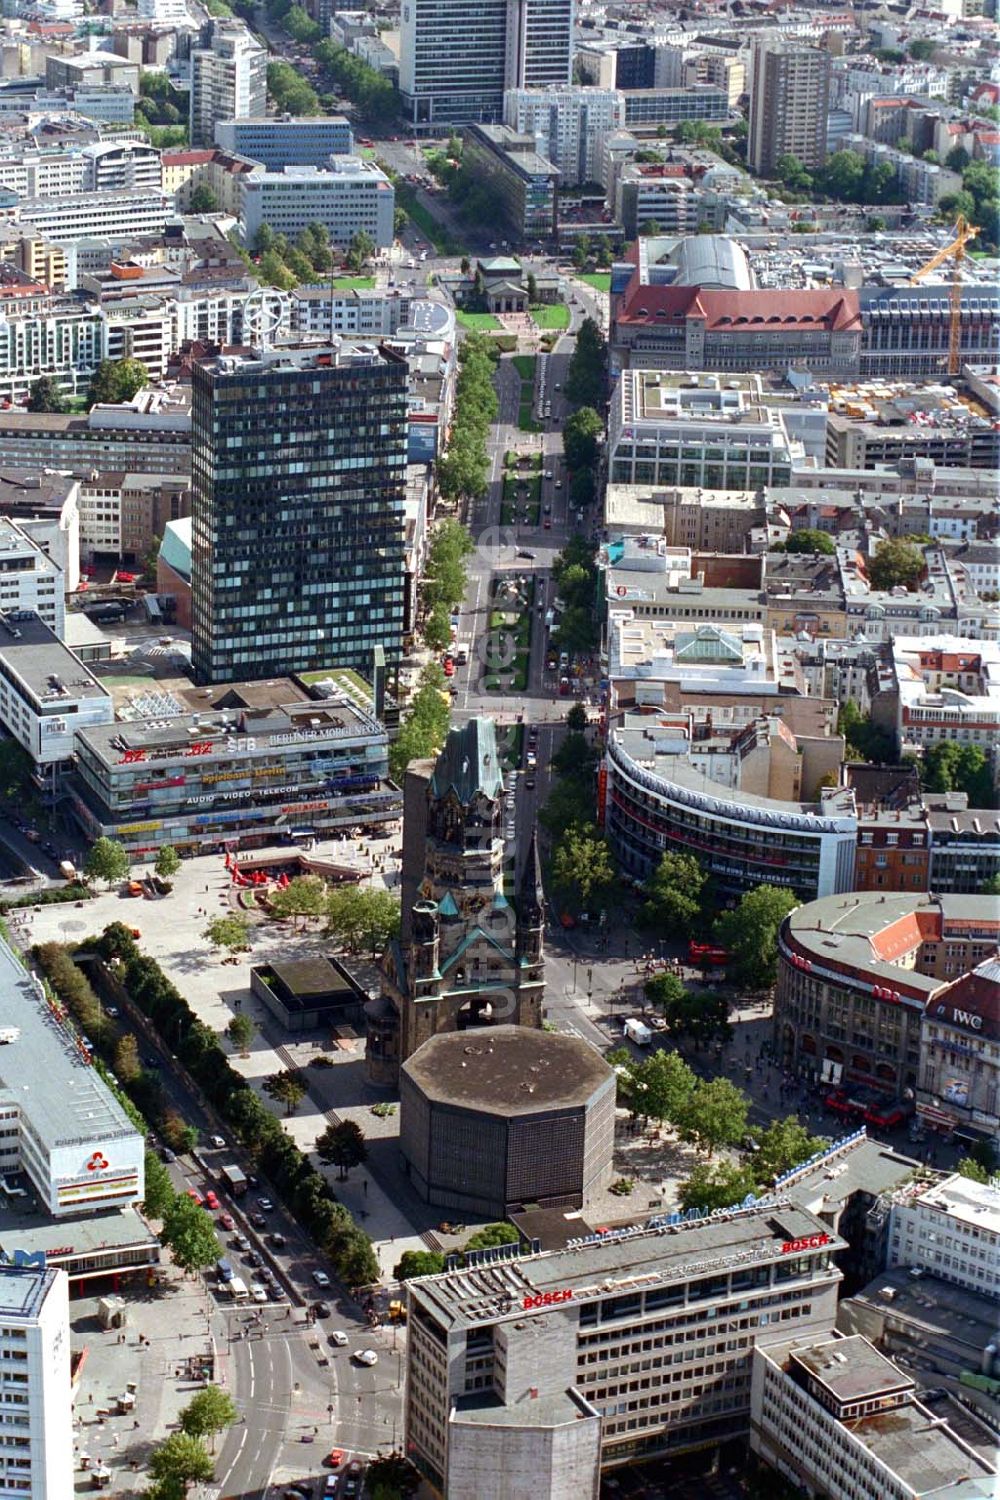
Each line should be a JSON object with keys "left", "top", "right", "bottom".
{"left": 543, "top": 518, "right": 551, "bottom": 528}
{"left": 526, "top": 751, "right": 537, "bottom": 768}
{"left": 204, "top": 1191, "right": 220, "bottom": 1210}
{"left": 342, "top": 1460, "right": 365, "bottom": 1497}
{"left": 544, "top": 471, "right": 553, "bottom": 480}
{"left": 244, "top": 1249, "right": 260, "bottom": 1267}
{"left": 517, "top": 549, "right": 536, "bottom": 560}
{"left": 353, "top": 1349, "right": 378, "bottom": 1366}
{"left": 257, "top": 1197, "right": 273, "bottom": 1212}
{"left": 185, "top": 1189, "right": 203, "bottom": 1206}
{"left": 219, "top": 1213, "right": 235, "bottom": 1231}
{"left": 159, "top": 1147, "right": 176, "bottom": 1164}
{"left": 312, "top": 1270, "right": 331, "bottom": 1288}
{"left": 250, "top": 1283, "right": 268, "bottom": 1303}
{"left": 144, "top": 1055, "right": 162, "bottom": 1069}
{"left": 329, "top": 1330, "right": 349, "bottom": 1346}
{"left": 249, "top": 1211, "right": 267, "bottom": 1229}
{"left": 209, "top": 1135, "right": 226, "bottom": 1149}
{"left": 313, "top": 1300, "right": 331, "bottom": 1318}
{"left": 525, "top": 776, "right": 536, "bottom": 790}
{"left": 324, "top": 1448, "right": 346, "bottom": 1468}
{"left": 442, "top": 657, "right": 454, "bottom": 677}
{"left": 324, "top": 1478, "right": 339, "bottom": 1496}
{"left": 271, "top": 1283, "right": 288, "bottom": 1300}
{"left": 269, "top": 1232, "right": 287, "bottom": 1249}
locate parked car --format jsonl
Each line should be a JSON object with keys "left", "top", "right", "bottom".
{"left": 312, "top": 1270, "right": 331, "bottom": 1288}
{"left": 204, "top": 1191, "right": 220, "bottom": 1211}
{"left": 353, "top": 1349, "right": 378, "bottom": 1366}
{"left": 313, "top": 1301, "right": 331, "bottom": 1318}
{"left": 329, "top": 1330, "right": 349, "bottom": 1347}
{"left": 209, "top": 1135, "right": 226, "bottom": 1149}
{"left": 249, "top": 1212, "right": 267, "bottom": 1229}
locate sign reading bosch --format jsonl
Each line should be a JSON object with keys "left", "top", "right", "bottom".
{"left": 781, "top": 1232, "right": 830, "bottom": 1255}
{"left": 522, "top": 1289, "right": 573, "bottom": 1310}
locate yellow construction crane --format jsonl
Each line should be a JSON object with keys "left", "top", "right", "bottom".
{"left": 910, "top": 215, "right": 980, "bottom": 377}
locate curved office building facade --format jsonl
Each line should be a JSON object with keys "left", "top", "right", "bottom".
{"left": 605, "top": 728, "right": 857, "bottom": 901}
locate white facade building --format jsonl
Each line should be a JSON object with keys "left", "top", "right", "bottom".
{"left": 137, "top": 0, "right": 191, "bottom": 21}
{"left": 240, "top": 160, "right": 395, "bottom": 248}
{"left": 0, "top": 612, "right": 113, "bottom": 768}
{"left": 503, "top": 85, "right": 622, "bottom": 184}
{"left": 888, "top": 1173, "right": 1000, "bottom": 1300}
{"left": 0, "top": 523, "right": 65, "bottom": 640}
{"left": 2, "top": 192, "right": 173, "bottom": 249}
{"left": 189, "top": 22, "right": 267, "bottom": 149}
{"left": 81, "top": 141, "right": 163, "bottom": 195}
{"left": 0, "top": 934, "right": 142, "bottom": 1216}
{"left": 0, "top": 1266, "right": 73, "bottom": 1500}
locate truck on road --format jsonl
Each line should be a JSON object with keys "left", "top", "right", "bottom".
{"left": 220, "top": 1164, "right": 248, "bottom": 1196}
{"left": 624, "top": 1017, "right": 652, "bottom": 1047}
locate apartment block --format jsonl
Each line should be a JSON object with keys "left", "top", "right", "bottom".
{"left": 748, "top": 41, "right": 832, "bottom": 176}
{"left": 0, "top": 1267, "right": 72, "bottom": 1500}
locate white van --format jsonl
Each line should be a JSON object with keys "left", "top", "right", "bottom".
{"left": 227, "top": 1276, "right": 250, "bottom": 1301}
{"left": 624, "top": 1018, "right": 652, "bottom": 1047}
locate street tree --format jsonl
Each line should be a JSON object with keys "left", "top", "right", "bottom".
{"left": 677, "top": 1076, "right": 748, "bottom": 1154}
{"left": 868, "top": 538, "right": 924, "bottom": 591}
{"left": 551, "top": 824, "right": 614, "bottom": 911}
{"left": 644, "top": 970, "right": 687, "bottom": 1018}
{"left": 563, "top": 406, "right": 603, "bottom": 470}
{"left": 752, "top": 1116, "right": 825, "bottom": 1182}
{"left": 566, "top": 702, "right": 588, "bottom": 732}
{"left": 179, "top": 1386, "right": 238, "bottom": 1450}
{"left": 202, "top": 913, "right": 250, "bottom": 957}
{"left": 263, "top": 1068, "right": 308, "bottom": 1115}
{"left": 326, "top": 885, "right": 400, "bottom": 957}
{"left": 226, "top": 1012, "right": 256, "bottom": 1057}
{"left": 84, "top": 837, "right": 129, "bottom": 888}
{"left": 679, "top": 1158, "right": 758, "bottom": 1213}
{"left": 114, "top": 1033, "right": 142, "bottom": 1084}
{"left": 394, "top": 1249, "right": 446, "bottom": 1280}
{"left": 714, "top": 885, "right": 799, "bottom": 991}
{"left": 611, "top": 1047, "right": 696, "bottom": 1124}
{"left": 640, "top": 851, "right": 707, "bottom": 937}
{"left": 565, "top": 316, "right": 606, "bottom": 407}
{"left": 645, "top": 976, "right": 730, "bottom": 1050}
{"left": 154, "top": 845, "right": 180, "bottom": 880}
{"left": 161, "top": 1195, "right": 221, "bottom": 1274}
{"left": 570, "top": 466, "right": 595, "bottom": 509}
{"left": 315, "top": 1119, "right": 367, "bottom": 1179}
{"left": 550, "top": 730, "right": 596, "bottom": 778}
{"left": 27, "top": 376, "right": 66, "bottom": 413}
{"left": 147, "top": 1432, "right": 215, "bottom": 1494}
{"left": 346, "top": 229, "right": 375, "bottom": 272}
{"left": 142, "top": 1149, "right": 176, "bottom": 1219}
{"left": 423, "top": 600, "right": 453, "bottom": 653}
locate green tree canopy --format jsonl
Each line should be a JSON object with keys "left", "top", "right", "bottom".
{"left": 921, "top": 741, "right": 995, "bottom": 808}
{"left": 268, "top": 873, "right": 328, "bottom": 926}
{"left": 551, "top": 824, "right": 614, "bottom": 912}
{"left": 226, "top": 1012, "right": 255, "bottom": 1057}
{"left": 87, "top": 357, "right": 148, "bottom": 409}
{"left": 563, "top": 406, "right": 603, "bottom": 471}
{"left": 148, "top": 1432, "right": 215, "bottom": 1492}
{"left": 189, "top": 184, "right": 218, "bottom": 213}
{"left": 84, "top": 837, "right": 130, "bottom": 888}
{"left": 565, "top": 316, "right": 606, "bottom": 407}
{"left": 325, "top": 885, "right": 400, "bottom": 956}
{"left": 679, "top": 1158, "right": 757, "bottom": 1212}
{"left": 611, "top": 1047, "right": 696, "bottom": 1124}
{"left": 365, "top": 1452, "right": 422, "bottom": 1499}
{"left": 463, "top": 1221, "right": 518, "bottom": 1253}
{"left": 161, "top": 1195, "right": 220, "bottom": 1273}
{"left": 202, "top": 913, "right": 250, "bottom": 955}
{"left": 142, "top": 1149, "right": 176, "bottom": 1219}
{"left": 179, "top": 1385, "right": 238, "bottom": 1446}
{"left": 263, "top": 1069, "right": 308, "bottom": 1115}
{"left": 784, "top": 528, "right": 835, "bottom": 555}
{"left": 677, "top": 1076, "right": 749, "bottom": 1154}
{"left": 868, "top": 538, "right": 925, "bottom": 591}
{"left": 315, "top": 1118, "right": 367, "bottom": 1179}
{"left": 27, "top": 376, "right": 66, "bottom": 413}
{"left": 155, "top": 845, "right": 180, "bottom": 880}
{"left": 714, "top": 885, "right": 799, "bottom": 990}
{"left": 752, "top": 1116, "right": 825, "bottom": 1182}
{"left": 114, "top": 1033, "right": 142, "bottom": 1084}
{"left": 640, "top": 851, "right": 707, "bottom": 937}
{"left": 394, "top": 1248, "right": 446, "bottom": 1280}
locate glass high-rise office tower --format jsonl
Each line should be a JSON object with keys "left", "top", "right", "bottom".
{"left": 191, "top": 343, "right": 407, "bottom": 686}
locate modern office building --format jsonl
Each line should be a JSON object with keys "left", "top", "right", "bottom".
{"left": 1, "top": 191, "right": 174, "bottom": 250}
{"left": 80, "top": 140, "right": 163, "bottom": 194}
{"left": 608, "top": 372, "right": 800, "bottom": 491}
{"left": 189, "top": 22, "right": 267, "bottom": 149}
{"left": 773, "top": 891, "right": 1000, "bottom": 1100}
{"left": 0, "top": 1266, "right": 73, "bottom": 1500}
{"left": 367, "top": 718, "right": 545, "bottom": 1085}
{"left": 462, "top": 124, "right": 558, "bottom": 240}
{"left": 190, "top": 343, "right": 407, "bottom": 686}
{"left": 750, "top": 1333, "right": 997, "bottom": 1500}
{"left": 0, "top": 398, "right": 192, "bottom": 477}
{"left": 0, "top": 612, "right": 113, "bottom": 774}
{"left": 404, "top": 1200, "right": 845, "bottom": 1496}
{"left": 0, "top": 935, "right": 144, "bottom": 1217}
{"left": 887, "top": 1173, "right": 999, "bottom": 1300}
{"left": 400, "top": 1027, "right": 614, "bottom": 1217}
{"left": 400, "top": 0, "right": 572, "bottom": 126}
{"left": 214, "top": 115, "right": 354, "bottom": 167}
{"left": 748, "top": 41, "right": 832, "bottom": 177}
{"left": 503, "top": 86, "right": 623, "bottom": 185}
{"left": 240, "top": 160, "right": 395, "bottom": 249}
